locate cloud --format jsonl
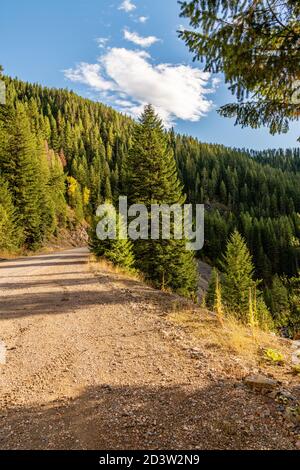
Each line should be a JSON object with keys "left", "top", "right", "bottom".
{"left": 64, "top": 63, "right": 112, "bottom": 91}
{"left": 139, "top": 16, "right": 148, "bottom": 23}
{"left": 118, "top": 0, "right": 136, "bottom": 13}
{"left": 64, "top": 48, "right": 214, "bottom": 127}
{"left": 96, "top": 37, "right": 109, "bottom": 49}
{"left": 123, "top": 29, "right": 160, "bottom": 48}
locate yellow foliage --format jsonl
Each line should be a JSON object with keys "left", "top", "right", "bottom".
{"left": 67, "top": 176, "right": 78, "bottom": 197}
{"left": 83, "top": 187, "right": 90, "bottom": 206}
{"left": 214, "top": 272, "right": 224, "bottom": 326}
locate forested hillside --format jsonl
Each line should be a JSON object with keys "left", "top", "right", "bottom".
{"left": 251, "top": 148, "right": 300, "bottom": 173}
{"left": 175, "top": 136, "right": 300, "bottom": 280}
{"left": 0, "top": 73, "right": 299, "bottom": 334}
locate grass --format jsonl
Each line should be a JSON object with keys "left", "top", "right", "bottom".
{"left": 89, "top": 256, "right": 294, "bottom": 373}
{"left": 168, "top": 304, "right": 289, "bottom": 366}
{"left": 88, "top": 255, "right": 144, "bottom": 282}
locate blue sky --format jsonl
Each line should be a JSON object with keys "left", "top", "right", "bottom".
{"left": 1, "top": 0, "right": 299, "bottom": 150}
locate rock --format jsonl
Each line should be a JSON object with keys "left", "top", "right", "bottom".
{"left": 284, "top": 408, "right": 300, "bottom": 426}
{"left": 296, "top": 440, "right": 300, "bottom": 450}
{"left": 277, "top": 389, "right": 297, "bottom": 402}
{"left": 189, "top": 348, "right": 204, "bottom": 359}
{"left": 291, "top": 341, "right": 300, "bottom": 365}
{"left": 245, "top": 374, "right": 277, "bottom": 393}
{"left": 269, "top": 390, "right": 279, "bottom": 399}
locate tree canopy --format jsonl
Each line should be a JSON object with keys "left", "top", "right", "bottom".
{"left": 179, "top": 0, "right": 300, "bottom": 138}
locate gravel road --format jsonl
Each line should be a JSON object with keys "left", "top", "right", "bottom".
{"left": 0, "top": 248, "right": 297, "bottom": 450}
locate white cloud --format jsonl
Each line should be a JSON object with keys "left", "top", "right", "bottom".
{"left": 118, "top": 0, "right": 136, "bottom": 13}
{"left": 114, "top": 98, "right": 136, "bottom": 107}
{"left": 96, "top": 37, "right": 109, "bottom": 49}
{"left": 139, "top": 16, "right": 148, "bottom": 23}
{"left": 64, "top": 48, "right": 214, "bottom": 127}
{"left": 123, "top": 29, "right": 160, "bottom": 48}
{"left": 63, "top": 63, "right": 112, "bottom": 91}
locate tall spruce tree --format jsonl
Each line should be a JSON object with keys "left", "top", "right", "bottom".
{"left": 127, "top": 105, "right": 198, "bottom": 298}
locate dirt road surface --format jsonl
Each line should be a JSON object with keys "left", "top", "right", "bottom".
{"left": 0, "top": 248, "right": 297, "bottom": 450}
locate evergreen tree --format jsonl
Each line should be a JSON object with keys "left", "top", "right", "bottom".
{"left": 0, "top": 105, "right": 50, "bottom": 247}
{"left": 220, "top": 230, "right": 256, "bottom": 320}
{"left": 179, "top": 1, "right": 300, "bottom": 139}
{"left": 287, "top": 274, "right": 300, "bottom": 337}
{"left": 265, "top": 275, "right": 291, "bottom": 328}
{"left": 89, "top": 210, "right": 135, "bottom": 272}
{"left": 127, "top": 105, "right": 198, "bottom": 298}
{"left": 0, "top": 177, "right": 22, "bottom": 251}
{"left": 128, "top": 105, "right": 185, "bottom": 206}
{"left": 47, "top": 145, "right": 67, "bottom": 227}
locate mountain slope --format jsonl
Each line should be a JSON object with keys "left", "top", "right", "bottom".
{"left": 2, "top": 75, "right": 300, "bottom": 281}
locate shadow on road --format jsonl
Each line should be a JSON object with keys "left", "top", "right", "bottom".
{"left": 0, "top": 382, "right": 295, "bottom": 450}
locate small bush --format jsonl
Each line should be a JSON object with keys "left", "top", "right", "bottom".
{"left": 263, "top": 348, "right": 285, "bottom": 365}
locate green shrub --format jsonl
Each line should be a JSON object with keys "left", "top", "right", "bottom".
{"left": 263, "top": 348, "right": 285, "bottom": 365}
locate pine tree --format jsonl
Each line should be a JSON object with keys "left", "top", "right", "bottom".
{"left": 265, "top": 275, "right": 290, "bottom": 328}
{"left": 179, "top": 1, "right": 300, "bottom": 139}
{"left": 0, "top": 177, "right": 22, "bottom": 251}
{"left": 220, "top": 230, "right": 256, "bottom": 321}
{"left": 287, "top": 274, "right": 300, "bottom": 337}
{"left": 89, "top": 211, "right": 135, "bottom": 272}
{"left": 47, "top": 145, "right": 67, "bottom": 227}
{"left": 104, "top": 174, "right": 112, "bottom": 201}
{"left": 127, "top": 105, "right": 198, "bottom": 298}
{"left": 128, "top": 105, "right": 185, "bottom": 206}
{"left": 0, "top": 105, "right": 50, "bottom": 248}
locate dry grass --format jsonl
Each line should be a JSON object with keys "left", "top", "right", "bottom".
{"left": 168, "top": 305, "right": 290, "bottom": 366}
{"left": 89, "top": 257, "right": 293, "bottom": 373}
{"left": 88, "top": 255, "right": 144, "bottom": 282}
{"left": 0, "top": 249, "right": 23, "bottom": 259}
